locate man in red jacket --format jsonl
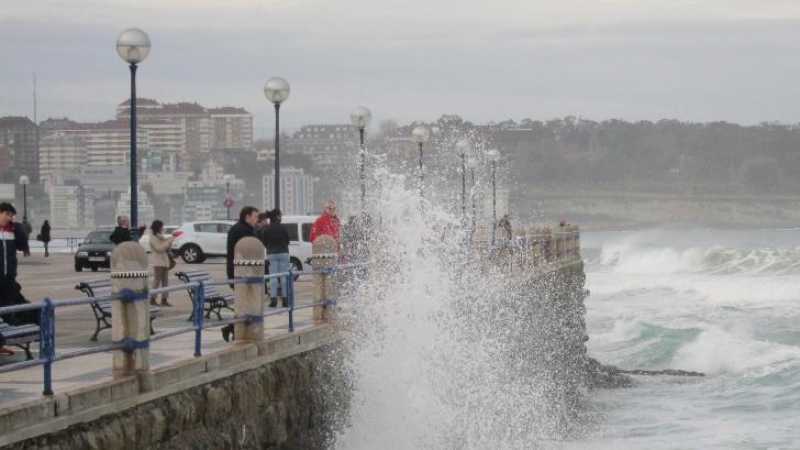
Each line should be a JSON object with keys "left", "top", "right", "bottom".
{"left": 309, "top": 200, "right": 340, "bottom": 243}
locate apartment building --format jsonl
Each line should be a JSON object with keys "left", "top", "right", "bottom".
{"left": 0, "top": 116, "right": 39, "bottom": 183}
{"left": 38, "top": 133, "right": 87, "bottom": 188}
{"left": 49, "top": 184, "right": 95, "bottom": 229}
{"left": 262, "top": 167, "right": 314, "bottom": 215}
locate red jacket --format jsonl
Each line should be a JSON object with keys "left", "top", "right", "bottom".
{"left": 309, "top": 213, "right": 340, "bottom": 243}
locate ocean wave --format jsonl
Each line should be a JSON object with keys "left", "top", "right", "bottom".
{"left": 670, "top": 327, "right": 800, "bottom": 376}
{"left": 585, "top": 237, "right": 800, "bottom": 276}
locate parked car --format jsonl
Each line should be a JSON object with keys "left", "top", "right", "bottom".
{"left": 138, "top": 225, "right": 179, "bottom": 252}
{"left": 74, "top": 229, "right": 115, "bottom": 272}
{"left": 171, "top": 220, "right": 234, "bottom": 263}
{"left": 170, "top": 216, "right": 316, "bottom": 276}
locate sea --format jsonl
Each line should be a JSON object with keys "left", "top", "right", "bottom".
{"left": 569, "top": 228, "right": 800, "bottom": 449}
{"left": 334, "top": 219, "right": 800, "bottom": 449}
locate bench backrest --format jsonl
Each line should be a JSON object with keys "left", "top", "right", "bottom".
{"left": 75, "top": 279, "right": 113, "bottom": 298}
{"left": 175, "top": 270, "right": 231, "bottom": 301}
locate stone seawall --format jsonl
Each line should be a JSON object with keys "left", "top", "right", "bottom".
{"left": 3, "top": 261, "right": 612, "bottom": 448}
{"left": 2, "top": 327, "right": 345, "bottom": 450}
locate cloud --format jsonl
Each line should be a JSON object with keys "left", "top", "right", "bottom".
{"left": 3, "top": 2, "right": 800, "bottom": 130}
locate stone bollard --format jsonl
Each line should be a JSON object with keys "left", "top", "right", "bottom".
{"left": 233, "top": 237, "right": 266, "bottom": 349}
{"left": 110, "top": 242, "right": 152, "bottom": 392}
{"left": 310, "top": 235, "right": 338, "bottom": 322}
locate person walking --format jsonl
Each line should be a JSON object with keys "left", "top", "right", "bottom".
{"left": 109, "top": 215, "right": 131, "bottom": 244}
{"left": 39, "top": 220, "right": 51, "bottom": 257}
{"left": 0, "top": 203, "right": 37, "bottom": 355}
{"left": 309, "top": 200, "right": 341, "bottom": 243}
{"left": 221, "top": 205, "right": 260, "bottom": 342}
{"left": 259, "top": 209, "right": 291, "bottom": 308}
{"left": 148, "top": 220, "right": 174, "bottom": 307}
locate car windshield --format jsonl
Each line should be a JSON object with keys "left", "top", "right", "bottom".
{"left": 84, "top": 231, "right": 113, "bottom": 244}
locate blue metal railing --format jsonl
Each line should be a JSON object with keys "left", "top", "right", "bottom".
{"left": 0, "top": 266, "right": 349, "bottom": 397}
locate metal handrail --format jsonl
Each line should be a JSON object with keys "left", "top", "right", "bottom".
{"left": 0, "top": 266, "right": 347, "bottom": 397}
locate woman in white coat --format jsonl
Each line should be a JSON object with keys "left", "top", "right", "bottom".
{"left": 148, "top": 220, "right": 174, "bottom": 307}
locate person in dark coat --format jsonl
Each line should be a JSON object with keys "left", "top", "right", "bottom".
{"left": 221, "top": 206, "right": 259, "bottom": 342}
{"left": 258, "top": 209, "right": 291, "bottom": 308}
{"left": 0, "top": 203, "right": 37, "bottom": 354}
{"left": 39, "top": 220, "right": 51, "bottom": 257}
{"left": 109, "top": 215, "right": 131, "bottom": 245}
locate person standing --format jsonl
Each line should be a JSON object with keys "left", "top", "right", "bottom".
{"left": 148, "top": 220, "right": 174, "bottom": 307}
{"left": 39, "top": 220, "right": 51, "bottom": 257}
{"left": 221, "top": 206, "right": 259, "bottom": 342}
{"left": 309, "top": 200, "right": 340, "bottom": 243}
{"left": 0, "top": 203, "right": 36, "bottom": 355}
{"left": 109, "top": 215, "right": 131, "bottom": 244}
{"left": 259, "top": 209, "right": 291, "bottom": 308}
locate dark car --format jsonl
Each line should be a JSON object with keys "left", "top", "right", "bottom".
{"left": 74, "top": 230, "right": 115, "bottom": 272}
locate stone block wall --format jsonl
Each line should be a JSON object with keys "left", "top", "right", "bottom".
{"left": 9, "top": 346, "right": 340, "bottom": 450}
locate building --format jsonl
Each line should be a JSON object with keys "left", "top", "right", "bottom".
{"left": 209, "top": 107, "right": 253, "bottom": 151}
{"left": 263, "top": 167, "right": 314, "bottom": 215}
{"left": 52, "top": 165, "right": 129, "bottom": 197}
{"left": 49, "top": 185, "right": 95, "bottom": 230}
{"left": 116, "top": 189, "right": 156, "bottom": 227}
{"left": 38, "top": 133, "right": 88, "bottom": 188}
{"left": 117, "top": 99, "right": 254, "bottom": 169}
{"left": 285, "top": 124, "right": 358, "bottom": 173}
{"left": 0, "top": 116, "right": 39, "bottom": 184}
{"left": 181, "top": 161, "right": 245, "bottom": 221}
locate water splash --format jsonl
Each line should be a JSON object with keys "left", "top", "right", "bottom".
{"left": 331, "top": 165, "right": 592, "bottom": 449}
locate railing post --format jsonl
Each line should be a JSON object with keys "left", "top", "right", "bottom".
{"left": 311, "top": 235, "right": 338, "bottom": 322}
{"left": 233, "top": 237, "right": 266, "bottom": 353}
{"left": 40, "top": 298, "right": 55, "bottom": 396}
{"left": 110, "top": 242, "right": 152, "bottom": 392}
{"left": 193, "top": 282, "right": 205, "bottom": 357}
{"left": 286, "top": 269, "right": 295, "bottom": 332}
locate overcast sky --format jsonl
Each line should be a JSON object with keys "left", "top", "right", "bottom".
{"left": 3, "top": 0, "right": 800, "bottom": 135}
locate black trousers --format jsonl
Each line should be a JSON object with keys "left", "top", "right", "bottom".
{"left": 0, "top": 278, "right": 40, "bottom": 327}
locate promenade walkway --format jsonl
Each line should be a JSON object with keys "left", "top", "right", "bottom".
{"left": 0, "top": 254, "right": 321, "bottom": 406}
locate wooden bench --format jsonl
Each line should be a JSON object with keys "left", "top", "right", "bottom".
{"left": 75, "top": 279, "right": 163, "bottom": 341}
{"left": 175, "top": 270, "right": 234, "bottom": 320}
{"left": 0, "top": 317, "right": 40, "bottom": 360}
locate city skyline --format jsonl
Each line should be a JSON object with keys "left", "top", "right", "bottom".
{"left": 4, "top": 1, "right": 800, "bottom": 134}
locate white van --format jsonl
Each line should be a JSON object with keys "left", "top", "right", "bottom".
{"left": 275, "top": 215, "right": 316, "bottom": 273}
{"left": 171, "top": 216, "right": 316, "bottom": 274}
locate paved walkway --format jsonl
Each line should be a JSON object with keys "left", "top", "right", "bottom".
{"left": 0, "top": 254, "right": 324, "bottom": 406}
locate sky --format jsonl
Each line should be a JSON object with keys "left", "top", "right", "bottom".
{"left": 3, "top": 0, "right": 800, "bottom": 135}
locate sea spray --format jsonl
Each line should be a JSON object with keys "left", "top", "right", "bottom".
{"left": 326, "top": 168, "right": 595, "bottom": 449}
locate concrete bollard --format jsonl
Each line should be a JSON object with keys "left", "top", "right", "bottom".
{"left": 310, "top": 235, "right": 338, "bottom": 322}
{"left": 109, "top": 242, "right": 152, "bottom": 392}
{"left": 233, "top": 237, "right": 266, "bottom": 349}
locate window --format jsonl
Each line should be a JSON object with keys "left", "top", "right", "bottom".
{"left": 302, "top": 224, "right": 312, "bottom": 242}
{"left": 195, "top": 223, "right": 218, "bottom": 233}
{"left": 217, "top": 223, "right": 232, "bottom": 233}
{"left": 282, "top": 223, "right": 299, "bottom": 241}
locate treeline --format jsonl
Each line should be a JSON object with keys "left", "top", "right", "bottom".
{"left": 494, "top": 117, "right": 800, "bottom": 194}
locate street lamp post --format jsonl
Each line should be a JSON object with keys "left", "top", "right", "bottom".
{"left": 466, "top": 156, "right": 478, "bottom": 234}
{"left": 350, "top": 106, "right": 372, "bottom": 212}
{"left": 18, "top": 175, "right": 30, "bottom": 231}
{"left": 264, "top": 77, "right": 290, "bottom": 210}
{"left": 455, "top": 140, "right": 469, "bottom": 225}
{"left": 487, "top": 149, "right": 500, "bottom": 246}
{"left": 411, "top": 125, "right": 430, "bottom": 201}
{"left": 116, "top": 27, "right": 151, "bottom": 241}
{"left": 223, "top": 174, "right": 234, "bottom": 220}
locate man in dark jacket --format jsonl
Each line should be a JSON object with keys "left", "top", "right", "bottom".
{"left": 221, "top": 205, "right": 259, "bottom": 342}
{"left": 226, "top": 206, "right": 260, "bottom": 282}
{"left": 109, "top": 215, "right": 131, "bottom": 244}
{"left": 0, "top": 203, "right": 37, "bottom": 354}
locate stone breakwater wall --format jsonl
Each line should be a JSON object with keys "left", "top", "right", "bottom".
{"left": 455, "top": 260, "right": 629, "bottom": 440}
{"left": 2, "top": 327, "right": 345, "bottom": 450}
